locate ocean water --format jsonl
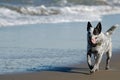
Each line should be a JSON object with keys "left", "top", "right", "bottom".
{"left": 0, "top": 0, "right": 120, "bottom": 27}
{"left": 0, "top": 0, "right": 120, "bottom": 74}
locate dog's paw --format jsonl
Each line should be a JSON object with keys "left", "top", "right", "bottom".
{"left": 105, "top": 67, "right": 110, "bottom": 70}
{"left": 95, "top": 68, "right": 99, "bottom": 71}
{"left": 90, "top": 70, "right": 95, "bottom": 74}
{"left": 90, "top": 67, "right": 99, "bottom": 74}
{"left": 90, "top": 65, "right": 93, "bottom": 70}
{"left": 90, "top": 69, "right": 95, "bottom": 74}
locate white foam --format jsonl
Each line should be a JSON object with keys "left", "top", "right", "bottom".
{"left": 0, "top": 5, "right": 120, "bottom": 27}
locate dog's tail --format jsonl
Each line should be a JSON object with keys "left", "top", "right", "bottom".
{"left": 105, "top": 24, "right": 119, "bottom": 36}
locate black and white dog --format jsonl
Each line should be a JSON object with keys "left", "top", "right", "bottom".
{"left": 87, "top": 22, "right": 118, "bottom": 73}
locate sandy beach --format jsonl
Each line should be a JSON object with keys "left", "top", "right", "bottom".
{"left": 0, "top": 50, "right": 119, "bottom": 80}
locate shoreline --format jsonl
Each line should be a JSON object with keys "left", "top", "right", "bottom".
{"left": 0, "top": 50, "right": 120, "bottom": 80}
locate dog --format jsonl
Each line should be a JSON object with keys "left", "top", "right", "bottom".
{"left": 87, "top": 22, "right": 118, "bottom": 73}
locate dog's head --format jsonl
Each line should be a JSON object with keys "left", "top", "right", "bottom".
{"left": 87, "top": 22, "right": 102, "bottom": 45}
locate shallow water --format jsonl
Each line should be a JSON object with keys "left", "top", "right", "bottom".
{"left": 0, "top": 22, "right": 87, "bottom": 74}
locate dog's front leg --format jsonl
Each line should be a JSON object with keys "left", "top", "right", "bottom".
{"left": 90, "top": 53, "right": 103, "bottom": 73}
{"left": 87, "top": 52, "right": 93, "bottom": 70}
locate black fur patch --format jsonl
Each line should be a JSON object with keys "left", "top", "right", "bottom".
{"left": 93, "top": 28, "right": 99, "bottom": 35}
{"left": 87, "top": 22, "right": 92, "bottom": 31}
{"left": 93, "top": 22, "right": 102, "bottom": 35}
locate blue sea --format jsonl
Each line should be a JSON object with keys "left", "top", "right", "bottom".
{"left": 0, "top": 0, "right": 120, "bottom": 74}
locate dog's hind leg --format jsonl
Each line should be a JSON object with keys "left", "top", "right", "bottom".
{"left": 106, "top": 49, "right": 112, "bottom": 70}
{"left": 87, "top": 52, "right": 93, "bottom": 70}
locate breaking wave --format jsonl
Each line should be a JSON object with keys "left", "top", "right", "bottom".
{"left": 0, "top": 0, "right": 120, "bottom": 27}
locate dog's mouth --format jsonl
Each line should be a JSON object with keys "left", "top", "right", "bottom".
{"left": 91, "top": 38, "right": 97, "bottom": 44}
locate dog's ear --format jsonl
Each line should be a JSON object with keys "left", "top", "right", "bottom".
{"left": 87, "top": 22, "right": 92, "bottom": 31}
{"left": 93, "top": 22, "right": 102, "bottom": 35}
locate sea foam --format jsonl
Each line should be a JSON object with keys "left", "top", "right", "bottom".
{"left": 0, "top": 5, "right": 120, "bottom": 27}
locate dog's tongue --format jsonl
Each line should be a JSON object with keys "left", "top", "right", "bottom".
{"left": 91, "top": 38, "right": 96, "bottom": 44}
